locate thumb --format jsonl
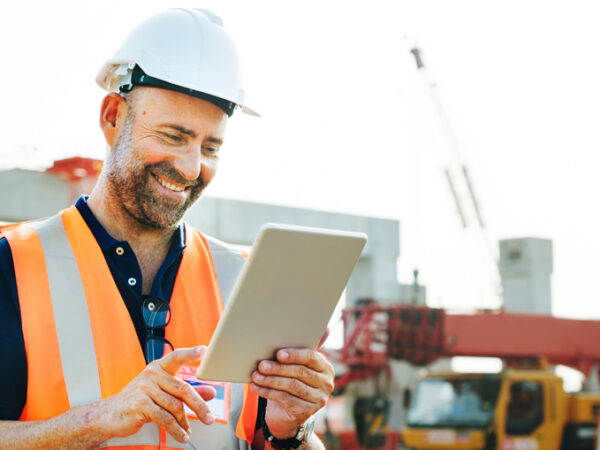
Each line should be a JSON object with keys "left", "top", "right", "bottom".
{"left": 159, "top": 345, "right": 207, "bottom": 375}
{"left": 317, "top": 327, "right": 330, "bottom": 350}
{"left": 195, "top": 385, "right": 217, "bottom": 402}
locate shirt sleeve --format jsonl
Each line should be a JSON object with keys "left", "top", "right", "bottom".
{"left": 0, "top": 237, "right": 27, "bottom": 420}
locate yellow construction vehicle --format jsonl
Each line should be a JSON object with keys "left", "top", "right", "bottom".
{"left": 404, "top": 369, "right": 600, "bottom": 449}
{"left": 336, "top": 304, "right": 600, "bottom": 449}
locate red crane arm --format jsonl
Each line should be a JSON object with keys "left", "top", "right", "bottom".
{"left": 340, "top": 305, "right": 600, "bottom": 375}
{"left": 445, "top": 312, "right": 600, "bottom": 374}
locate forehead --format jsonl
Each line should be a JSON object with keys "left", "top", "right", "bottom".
{"left": 131, "top": 87, "right": 228, "bottom": 136}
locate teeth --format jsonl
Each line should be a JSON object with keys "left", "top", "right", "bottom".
{"left": 155, "top": 175, "right": 185, "bottom": 192}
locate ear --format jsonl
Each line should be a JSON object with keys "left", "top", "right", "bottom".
{"left": 99, "top": 92, "right": 128, "bottom": 147}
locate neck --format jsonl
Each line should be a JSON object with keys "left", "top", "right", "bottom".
{"left": 88, "top": 177, "right": 177, "bottom": 293}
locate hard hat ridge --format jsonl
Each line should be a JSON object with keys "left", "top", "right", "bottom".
{"left": 180, "top": 7, "right": 224, "bottom": 27}
{"left": 95, "top": 8, "right": 259, "bottom": 117}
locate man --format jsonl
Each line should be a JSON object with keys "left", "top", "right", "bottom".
{"left": 0, "top": 8, "right": 334, "bottom": 449}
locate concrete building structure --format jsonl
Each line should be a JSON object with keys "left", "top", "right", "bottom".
{"left": 498, "top": 237, "right": 553, "bottom": 314}
{"left": 0, "top": 165, "right": 425, "bottom": 306}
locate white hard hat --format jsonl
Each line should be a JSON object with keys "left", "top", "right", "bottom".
{"left": 96, "top": 8, "right": 258, "bottom": 117}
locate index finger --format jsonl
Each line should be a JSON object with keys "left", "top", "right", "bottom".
{"left": 275, "top": 348, "right": 330, "bottom": 372}
{"left": 159, "top": 346, "right": 206, "bottom": 375}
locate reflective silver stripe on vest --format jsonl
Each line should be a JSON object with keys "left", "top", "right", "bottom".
{"left": 31, "top": 214, "right": 102, "bottom": 408}
{"left": 99, "top": 423, "right": 160, "bottom": 447}
{"left": 204, "top": 235, "right": 245, "bottom": 306}
{"left": 187, "top": 235, "right": 251, "bottom": 450}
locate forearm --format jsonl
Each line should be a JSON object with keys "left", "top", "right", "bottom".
{"left": 0, "top": 403, "right": 109, "bottom": 450}
{"left": 0, "top": 347, "right": 216, "bottom": 449}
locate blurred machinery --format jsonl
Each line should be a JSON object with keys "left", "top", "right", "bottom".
{"left": 312, "top": 47, "right": 575, "bottom": 450}
{"left": 331, "top": 303, "right": 600, "bottom": 449}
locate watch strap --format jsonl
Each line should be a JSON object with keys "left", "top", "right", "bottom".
{"left": 261, "top": 416, "right": 303, "bottom": 450}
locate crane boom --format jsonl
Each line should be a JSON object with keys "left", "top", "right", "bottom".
{"left": 341, "top": 304, "right": 600, "bottom": 376}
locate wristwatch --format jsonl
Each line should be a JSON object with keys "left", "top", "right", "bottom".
{"left": 262, "top": 416, "right": 315, "bottom": 450}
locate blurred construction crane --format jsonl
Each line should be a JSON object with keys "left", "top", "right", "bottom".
{"left": 409, "top": 45, "right": 503, "bottom": 305}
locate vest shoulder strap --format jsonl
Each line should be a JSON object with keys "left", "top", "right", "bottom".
{"left": 202, "top": 233, "right": 246, "bottom": 307}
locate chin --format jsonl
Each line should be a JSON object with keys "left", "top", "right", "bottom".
{"left": 139, "top": 191, "right": 203, "bottom": 229}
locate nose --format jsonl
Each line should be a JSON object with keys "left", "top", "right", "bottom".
{"left": 173, "top": 145, "right": 202, "bottom": 182}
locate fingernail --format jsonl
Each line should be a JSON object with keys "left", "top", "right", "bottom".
{"left": 205, "top": 413, "right": 214, "bottom": 424}
{"left": 183, "top": 432, "right": 190, "bottom": 443}
{"left": 279, "top": 350, "right": 289, "bottom": 360}
{"left": 262, "top": 361, "right": 272, "bottom": 371}
{"left": 254, "top": 373, "right": 264, "bottom": 381}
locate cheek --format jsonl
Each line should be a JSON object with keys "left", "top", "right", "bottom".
{"left": 134, "top": 140, "right": 169, "bottom": 164}
{"left": 129, "top": 139, "right": 182, "bottom": 173}
{"left": 202, "top": 159, "right": 218, "bottom": 182}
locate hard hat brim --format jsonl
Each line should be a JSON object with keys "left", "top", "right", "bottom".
{"left": 96, "top": 60, "right": 260, "bottom": 117}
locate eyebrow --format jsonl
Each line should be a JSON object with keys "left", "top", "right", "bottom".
{"left": 205, "top": 136, "right": 224, "bottom": 146}
{"left": 158, "top": 124, "right": 223, "bottom": 146}
{"left": 159, "top": 123, "right": 198, "bottom": 138}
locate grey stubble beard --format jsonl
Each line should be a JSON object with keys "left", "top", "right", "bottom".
{"left": 104, "top": 115, "right": 204, "bottom": 230}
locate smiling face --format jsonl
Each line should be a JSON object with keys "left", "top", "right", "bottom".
{"left": 102, "top": 87, "right": 227, "bottom": 229}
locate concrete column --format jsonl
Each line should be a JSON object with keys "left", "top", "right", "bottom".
{"left": 498, "top": 237, "right": 553, "bottom": 314}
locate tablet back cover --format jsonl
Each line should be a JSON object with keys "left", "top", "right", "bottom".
{"left": 196, "top": 223, "right": 367, "bottom": 383}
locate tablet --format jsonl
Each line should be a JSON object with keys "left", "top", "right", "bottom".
{"left": 195, "top": 223, "right": 367, "bottom": 383}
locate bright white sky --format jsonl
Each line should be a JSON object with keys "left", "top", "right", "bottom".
{"left": 2, "top": 1, "right": 600, "bottom": 320}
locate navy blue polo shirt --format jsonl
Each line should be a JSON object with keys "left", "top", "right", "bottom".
{"left": 0, "top": 196, "right": 186, "bottom": 420}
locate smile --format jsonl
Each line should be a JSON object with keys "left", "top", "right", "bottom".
{"left": 151, "top": 173, "right": 186, "bottom": 192}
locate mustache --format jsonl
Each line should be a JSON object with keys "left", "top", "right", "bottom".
{"left": 146, "top": 163, "right": 204, "bottom": 189}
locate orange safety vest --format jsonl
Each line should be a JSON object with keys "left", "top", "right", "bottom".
{"left": 2, "top": 206, "right": 258, "bottom": 449}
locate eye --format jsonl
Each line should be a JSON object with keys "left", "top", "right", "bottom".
{"left": 160, "top": 133, "right": 182, "bottom": 143}
{"left": 203, "top": 146, "right": 220, "bottom": 155}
